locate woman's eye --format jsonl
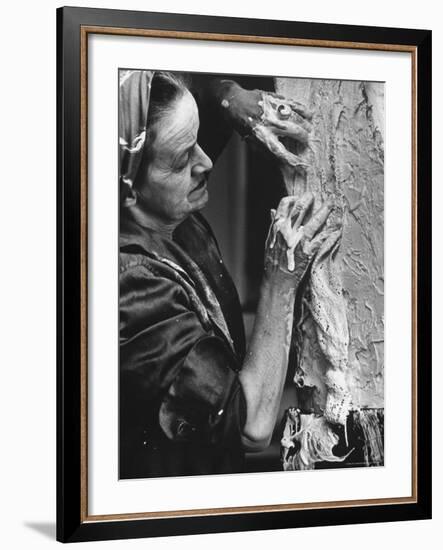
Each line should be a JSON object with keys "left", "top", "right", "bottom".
{"left": 175, "top": 158, "right": 188, "bottom": 171}
{"left": 175, "top": 147, "right": 194, "bottom": 170}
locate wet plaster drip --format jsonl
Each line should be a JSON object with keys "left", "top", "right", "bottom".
{"left": 269, "top": 205, "right": 305, "bottom": 272}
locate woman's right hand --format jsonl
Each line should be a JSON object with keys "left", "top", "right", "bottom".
{"left": 241, "top": 191, "right": 336, "bottom": 449}
{"left": 263, "top": 192, "right": 336, "bottom": 289}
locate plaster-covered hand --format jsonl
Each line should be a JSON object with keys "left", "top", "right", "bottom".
{"left": 263, "top": 192, "right": 336, "bottom": 289}
{"left": 218, "top": 80, "right": 312, "bottom": 167}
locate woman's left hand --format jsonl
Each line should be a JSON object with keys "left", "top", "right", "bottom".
{"left": 218, "top": 81, "right": 263, "bottom": 136}
{"left": 219, "top": 81, "right": 312, "bottom": 167}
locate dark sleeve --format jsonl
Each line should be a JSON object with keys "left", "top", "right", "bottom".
{"left": 120, "top": 261, "right": 246, "bottom": 446}
{"left": 191, "top": 73, "right": 275, "bottom": 162}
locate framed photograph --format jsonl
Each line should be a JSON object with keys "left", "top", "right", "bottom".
{"left": 57, "top": 6, "right": 432, "bottom": 543}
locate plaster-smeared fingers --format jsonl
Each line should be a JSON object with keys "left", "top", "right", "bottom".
{"left": 303, "top": 200, "right": 334, "bottom": 240}
{"left": 264, "top": 134, "right": 309, "bottom": 167}
{"left": 275, "top": 192, "right": 312, "bottom": 227}
{"left": 291, "top": 192, "right": 314, "bottom": 229}
{"left": 268, "top": 230, "right": 287, "bottom": 263}
{"left": 293, "top": 112, "right": 313, "bottom": 134}
{"left": 268, "top": 116, "right": 311, "bottom": 142}
{"left": 270, "top": 108, "right": 312, "bottom": 132}
{"left": 292, "top": 114, "right": 312, "bottom": 134}
{"left": 283, "top": 150, "right": 310, "bottom": 169}
{"left": 305, "top": 226, "right": 337, "bottom": 255}
{"left": 253, "top": 126, "right": 310, "bottom": 167}
{"left": 285, "top": 196, "right": 311, "bottom": 230}
{"left": 312, "top": 228, "right": 343, "bottom": 263}
{"left": 288, "top": 100, "right": 313, "bottom": 121}
{"left": 275, "top": 196, "right": 297, "bottom": 219}
{"left": 281, "top": 121, "right": 310, "bottom": 144}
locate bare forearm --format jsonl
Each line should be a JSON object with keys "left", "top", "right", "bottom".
{"left": 239, "top": 278, "right": 295, "bottom": 450}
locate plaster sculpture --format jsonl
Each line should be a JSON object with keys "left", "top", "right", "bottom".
{"left": 252, "top": 79, "right": 385, "bottom": 469}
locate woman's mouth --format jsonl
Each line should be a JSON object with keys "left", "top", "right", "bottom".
{"left": 190, "top": 178, "right": 207, "bottom": 195}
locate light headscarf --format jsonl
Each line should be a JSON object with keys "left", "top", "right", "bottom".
{"left": 119, "top": 70, "right": 154, "bottom": 206}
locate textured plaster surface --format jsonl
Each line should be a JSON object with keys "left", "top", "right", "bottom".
{"left": 275, "top": 78, "right": 385, "bottom": 412}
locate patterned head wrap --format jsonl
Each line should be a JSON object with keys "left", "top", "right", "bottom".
{"left": 119, "top": 70, "right": 154, "bottom": 206}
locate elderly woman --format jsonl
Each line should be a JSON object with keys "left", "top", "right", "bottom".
{"left": 119, "top": 70, "right": 334, "bottom": 478}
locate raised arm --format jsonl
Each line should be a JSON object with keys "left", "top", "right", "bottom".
{"left": 238, "top": 192, "right": 336, "bottom": 451}
{"left": 191, "top": 74, "right": 275, "bottom": 162}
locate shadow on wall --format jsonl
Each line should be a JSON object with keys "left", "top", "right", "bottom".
{"left": 23, "top": 522, "right": 56, "bottom": 540}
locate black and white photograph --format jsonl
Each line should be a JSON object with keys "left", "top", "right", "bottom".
{"left": 119, "top": 68, "right": 385, "bottom": 480}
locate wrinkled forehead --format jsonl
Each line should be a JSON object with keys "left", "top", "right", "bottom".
{"left": 152, "top": 91, "right": 199, "bottom": 154}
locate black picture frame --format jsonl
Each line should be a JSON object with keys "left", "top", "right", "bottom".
{"left": 57, "top": 6, "right": 432, "bottom": 543}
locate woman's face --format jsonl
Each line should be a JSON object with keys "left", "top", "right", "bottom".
{"left": 135, "top": 90, "right": 213, "bottom": 225}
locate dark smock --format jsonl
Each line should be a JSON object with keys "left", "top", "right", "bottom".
{"left": 119, "top": 211, "right": 247, "bottom": 478}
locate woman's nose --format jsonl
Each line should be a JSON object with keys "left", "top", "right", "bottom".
{"left": 193, "top": 143, "right": 213, "bottom": 173}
